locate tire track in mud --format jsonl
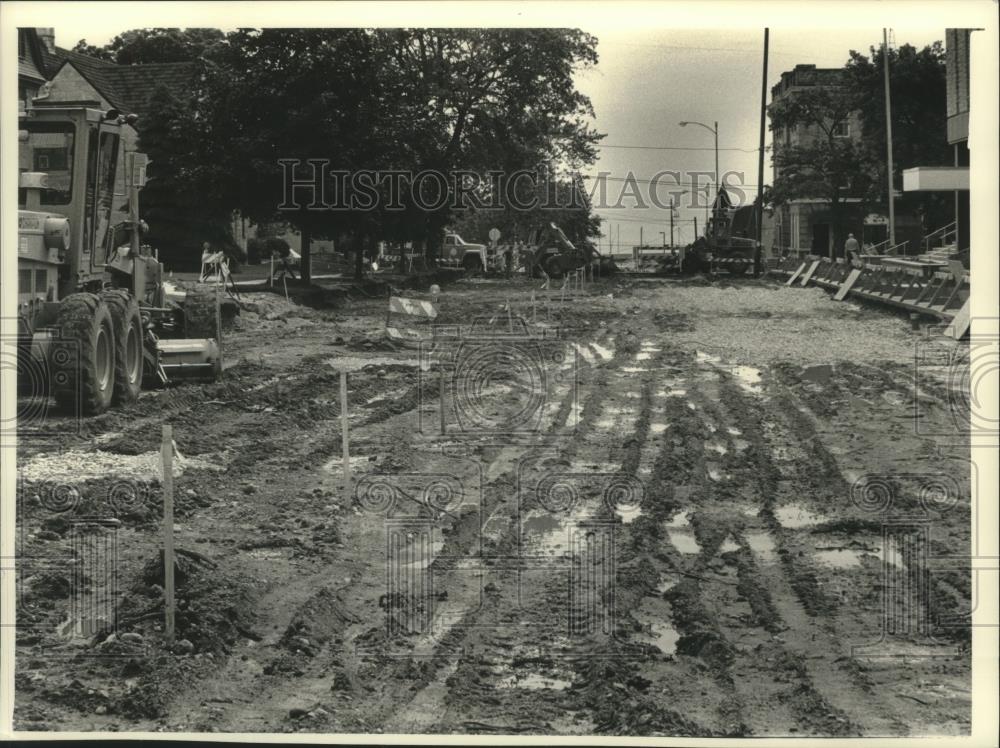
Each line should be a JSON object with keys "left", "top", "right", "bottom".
{"left": 710, "top": 372, "right": 911, "bottom": 735}
{"left": 374, "top": 326, "right": 708, "bottom": 735}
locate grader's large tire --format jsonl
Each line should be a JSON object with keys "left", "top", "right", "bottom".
{"left": 182, "top": 289, "right": 221, "bottom": 339}
{"left": 100, "top": 290, "right": 144, "bottom": 405}
{"left": 52, "top": 293, "right": 116, "bottom": 415}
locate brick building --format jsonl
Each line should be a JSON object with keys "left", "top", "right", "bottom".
{"left": 769, "top": 63, "right": 921, "bottom": 258}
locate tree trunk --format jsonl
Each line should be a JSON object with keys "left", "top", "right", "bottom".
{"left": 300, "top": 223, "right": 312, "bottom": 285}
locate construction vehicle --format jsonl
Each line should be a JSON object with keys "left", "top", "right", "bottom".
{"left": 16, "top": 101, "right": 221, "bottom": 415}
{"left": 523, "top": 222, "right": 615, "bottom": 278}
{"left": 440, "top": 232, "right": 495, "bottom": 273}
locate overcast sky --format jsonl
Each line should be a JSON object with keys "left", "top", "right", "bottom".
{"left": 58, "top": 26, "right": 945, "bottom": 250}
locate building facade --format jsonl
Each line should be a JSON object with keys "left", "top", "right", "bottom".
{"left": 769, "top": 63, "right": 921, "bottom": 258}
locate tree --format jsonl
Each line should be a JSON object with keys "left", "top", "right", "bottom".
{"left": 768, "top": 83, "right": 874, "bottom": 253}
{"left": 137, "top": 85, "right": 239, "bottom": 269}
{"left": 450, "top": 172, "right": 602, "bottom": 250}
{"left": 844, "top": 42, "right": 952, "bottom": 232}
{"left": 201, "top": 28, "right": 603, "bottom": 282}
{"left": 74, "top": 28, "right": 226, "bottom": 65}
{"left": 71, "top": 39, "right": 115, "bottom": 61}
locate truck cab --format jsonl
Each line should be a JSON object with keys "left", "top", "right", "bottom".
{"left": 442, "top": 232, "right": 489, "bottom": 272}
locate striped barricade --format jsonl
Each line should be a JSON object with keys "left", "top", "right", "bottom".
{"left": 385, "top": 295, "right": 439, "bottom": 345}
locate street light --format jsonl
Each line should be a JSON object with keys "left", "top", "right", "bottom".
{"left": 667, "top": 188, "right": 690, "bottom": 248}
{"left": 678, "top": 119, "right": 720, "bottom": 210}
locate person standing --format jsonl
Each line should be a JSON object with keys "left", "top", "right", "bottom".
{"left": 844, "top": 232, "right": 861, "bottom": 263}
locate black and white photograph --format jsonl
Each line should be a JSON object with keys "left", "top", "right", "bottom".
{"left": 2, "top": 1, "right": 997, "bottom": 741}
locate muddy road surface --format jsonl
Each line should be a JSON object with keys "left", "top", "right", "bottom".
{"left": 15, "top": 273, "right": 972, "bottom": 735}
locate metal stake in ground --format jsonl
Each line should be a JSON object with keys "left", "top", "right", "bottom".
{"left": 340, "top": 370, "right": 350, "bottom": 495}
{"left": 161, "top": 425, "right": 175, "bottom": 642}
{"left": 215, "top": 285, "right": 223, "bottom": 379}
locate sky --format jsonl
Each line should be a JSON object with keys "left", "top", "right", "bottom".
{"left": 56, "top": 26, "right": 945, "bottom": 251}
{"left": 575, "top": 27, "right": 945, "bottom": 249}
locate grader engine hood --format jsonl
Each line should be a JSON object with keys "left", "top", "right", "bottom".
{"left": 17, "top": 209, "right": 70, "bottom": 264}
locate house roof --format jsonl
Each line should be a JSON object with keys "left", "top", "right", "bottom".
{"left": 17, "top": 29, "right": 49, "bottom": 84}
{"left": 56, "top": 50, "right": 199, "bottom": 115}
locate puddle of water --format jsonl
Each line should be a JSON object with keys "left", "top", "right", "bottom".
{"left": 661, "top": 388, "right": 687, "bottom": 397}
{"left": 695, "top": 351, "right": 763, "bottom": 394}
{"left": 625, "top": 391, "right": 642, "bottom": 399}
{"left": 696, "top": 350, "right": 722, "bottom": 365}
{"left": 706, "top": 442, "right": 728, "bottom": 455}
{"left": 774, "top": 503, "right": 830, "bottom": 529}
{"left": 719, "top": 535, "right": 740, "bottom": 553}
{"left": 569, "top": 460, "right": 620, "bottom": 473}
{"left": 686, "top": 401, "right": 698, "bottom": 410}
{"left": 731, "top": 365, "right": 763, "bottom": 393}
{"left": 574, "top": 344, "right": 596, "bottom": 364}
{"left": 732, "top": 438, "right": 751, "bottom": 452}
{"left": 496, "top": 671, "right": 572, "bottom": 691}
{"left": 668, "top": 528, "right": 701, "bottom": 555}
{"left": 746, "top": 530, "right": 777, "bottom": 563}
{"left": 814, "top": 549, "right": 864, "bottom": 568}
{"left": 322, "top": 454, "right": 378, "bottom": 475}
{"left": 666, "top": 512, "right": 690, "bottom": 528}
{"left": 619, "top": 505, "right": 644, "bottom": 524}
{"left": 633, "top": 612, "right": 680, "bottom": 655}
{"left": 522, "top": 508, "right": 594, "bottom": 556}
{"left": 590, "top": 342, "right": 614, "bottom": 361}
{"left": 727, "top": 426, "right": 743, "bottom": 436}
{"left": 636, "top": 352, "right": 653, "bottom": 361}
{"left": 325, "top": 356, "right": 418, "bottom": 372}
{"left": 623, "top": 366, "right": 649, "bottom": 373}
{"left": 707, "top": 464, "right": 724, "bottom": 482}
{"left": 403, "top": 539, "right": 446, "bottom": 569}
{"left": 650, "top": 422, "right": 669, "bottom": 435}
{"left": 656, "top": 575, "right": 679, "bottom": 593}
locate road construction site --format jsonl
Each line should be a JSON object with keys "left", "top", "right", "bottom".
{"left": 15, "top": 271, "right": 972, "bottom": 736}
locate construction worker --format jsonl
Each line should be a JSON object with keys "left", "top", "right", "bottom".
{"left": 844, "top": 233, "right": 861, "bottom": 264}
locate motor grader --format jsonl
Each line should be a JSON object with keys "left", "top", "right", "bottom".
{"left": 16, "top": 101, "right": 221, "bottom": 415}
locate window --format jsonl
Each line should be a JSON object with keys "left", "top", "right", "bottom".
{"left": 19, "top": 122, "right": 75, "bottom": 206}
{"left": 832, "top": 121, "right": 850, "bottom": 138}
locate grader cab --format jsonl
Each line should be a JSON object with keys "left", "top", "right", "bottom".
{"left": 17, "top": 102, "right": 221, "bottom": 415}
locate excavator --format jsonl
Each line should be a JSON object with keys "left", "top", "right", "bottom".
{"left": 525, "top": 222, "right": 615, "bottom": 278}
{"left": 16, "top": 101, "right": 221, "bottom": 415}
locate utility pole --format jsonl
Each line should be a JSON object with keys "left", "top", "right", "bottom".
{"left": 713, "top": 121, "right": 720, "bottom": 206}
{"left": 883, "top": 28, "right": 896, "bottom": 246}
{"left": 640, "top": 226, "right": 643, "bottom": 247}
{"left": 669, "top": 197, "right": 675, "bottom": 248}
{"left": 754, "top": 28, "right": 769, "bottom": 276}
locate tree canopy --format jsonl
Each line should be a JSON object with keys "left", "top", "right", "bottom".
{"left": 76, "top": 28, "right": 604, "bottom": 279}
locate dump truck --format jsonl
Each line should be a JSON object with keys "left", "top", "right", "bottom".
{"left": 16, "top": 101, "right": 221, "bottom": 415}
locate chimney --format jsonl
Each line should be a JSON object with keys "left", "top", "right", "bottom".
{"left": 36, "top": 28, "right": 56, "bottom": 53}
